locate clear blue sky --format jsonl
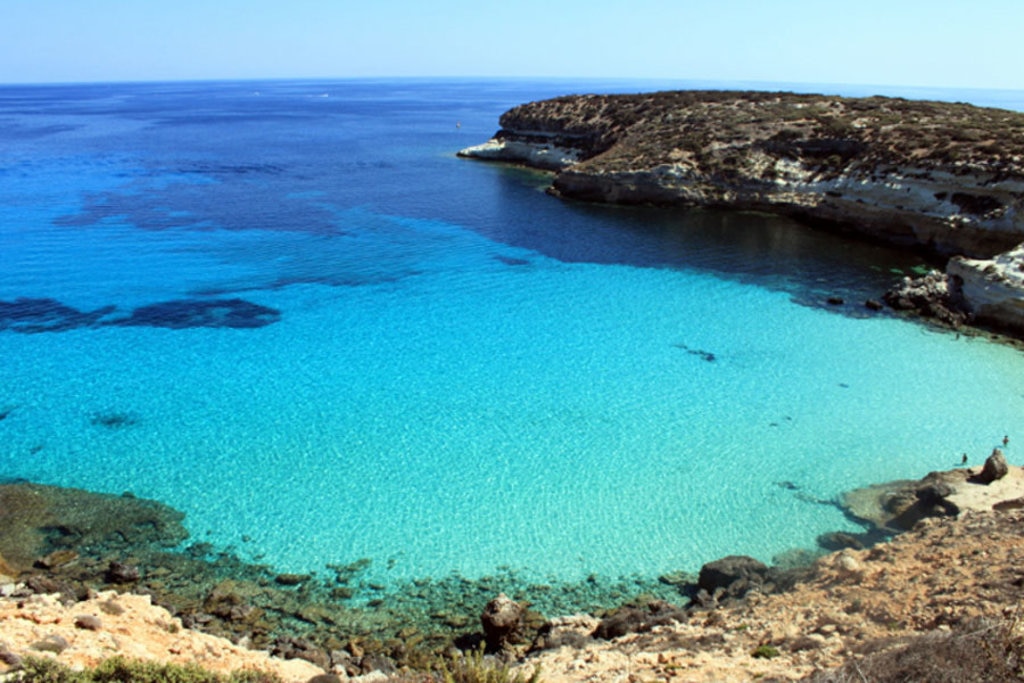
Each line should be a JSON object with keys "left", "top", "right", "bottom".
{"left": 1, "top": 0, "right": 1020, "bottom": 89}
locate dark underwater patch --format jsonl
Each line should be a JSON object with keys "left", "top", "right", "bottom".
{"left": 91, "top": 411, "right": 141, "bottom": 429}
{"left": 0, "top": 298, "right": 115, "bottom": 334}
{"left": 493, "top": 254, "right": 531, "bottom": 266}
{"left": 108, "top": 298, "right": 281, "bottom": 329}
{"left": 51, "top": 174, "right": 337, "bottom": 234}
{"left": 672, "top": 341, "right": 717, "bottom": 362}
{"left": 0, "top": 296, "right": 280, "bottom": 333}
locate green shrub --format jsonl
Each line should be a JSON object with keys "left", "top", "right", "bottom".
{"left": 11, "top": 657, "right": 283, "bottom": 683}
{"left": 751, "top": 644, "right": 780, "bottom": 659}
{"left": 440, "top": 647, "right": 541, "bottom": 683}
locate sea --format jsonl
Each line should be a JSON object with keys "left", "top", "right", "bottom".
{"left": 1, "top": 78, "right": 1023, "bottom": 605}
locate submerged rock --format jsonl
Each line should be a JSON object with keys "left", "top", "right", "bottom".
{"left": 0, "top": 483, "right": 188, "bottom": 572}
{"left": 106, "top": 561, "right": 141, "bottom": 584}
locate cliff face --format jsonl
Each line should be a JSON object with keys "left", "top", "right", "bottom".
{"left": 459, "top": 91, "right": 1024, "bottom": 259}
{"left": 948, "top": 244, "right": 1024, "bottom": 334}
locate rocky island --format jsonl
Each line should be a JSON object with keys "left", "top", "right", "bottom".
{"left": 460, "top": 90, "right": 1024, "bottom": 335}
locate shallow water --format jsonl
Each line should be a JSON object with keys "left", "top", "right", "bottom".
{"left": 1, "top": 79, "right": 1022, "bottom": 594}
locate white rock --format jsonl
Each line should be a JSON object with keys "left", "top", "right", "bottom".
{"left": 948, "top": 243, "right": 1024, "bottom": 332}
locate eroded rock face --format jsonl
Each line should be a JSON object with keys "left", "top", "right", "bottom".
{"left": 947, "top": 243, "right": 1024, "bottom": 334}
{"left": 460, "top": 91, "right": 1024, "bottom": 259}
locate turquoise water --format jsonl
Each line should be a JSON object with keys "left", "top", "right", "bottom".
{"left": 1, "top": 79, "right": 1023, "bottom": 591}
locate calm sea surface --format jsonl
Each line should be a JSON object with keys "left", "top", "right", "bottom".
{"left": 2, "top": 78, "right": 1023, "bottom": 595}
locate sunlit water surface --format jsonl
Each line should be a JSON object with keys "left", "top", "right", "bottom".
{"left": 2, "top": 79, "right": 1023, "bottom": 591}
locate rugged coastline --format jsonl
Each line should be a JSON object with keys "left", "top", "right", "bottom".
{"left": 459, "top": 90, "right": 1024, "bottom": 336}
{"left": 2, "top": 450, "right": 1023, "bottom": 681}
{"left": 3, "top": 90, "right": 1024, "bottom": 682}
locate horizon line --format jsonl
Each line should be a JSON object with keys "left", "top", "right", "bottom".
{"left": 2, "top": 75, "right": 1024, "bottom": 95}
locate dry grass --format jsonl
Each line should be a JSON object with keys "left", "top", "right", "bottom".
{"left": 805, "top": 613, "right": 1024, "bottom": 682}
{"left": 498, "top": 90, "right": 1024, "bottom": 180}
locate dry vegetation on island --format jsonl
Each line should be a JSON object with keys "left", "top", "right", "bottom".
{"left": 498, "top": 90, "right": 1024, "bottom": 178}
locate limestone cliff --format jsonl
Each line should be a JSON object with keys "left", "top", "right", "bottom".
{"left": 947, "top": 243, "right": 1024, "bottom": 334}
{"left": 459, "top": 91, "right": 1024, "bottom": 259}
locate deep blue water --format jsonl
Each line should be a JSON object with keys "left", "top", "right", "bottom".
{"left": 2, "top": 78, "right": 1023, "bottom": 595}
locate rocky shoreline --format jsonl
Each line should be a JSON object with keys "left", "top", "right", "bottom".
{"left": 459, "top": 90, "right": 1024, "bottom": 338}
{"left": 2, "top": 447, "right": 1022, "bottom": 681}
{"left": 3, "top": 90, "right": 1023, "bottom": 681}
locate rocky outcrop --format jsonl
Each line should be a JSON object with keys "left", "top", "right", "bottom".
{"left": 591, "top": 600, "right": 685, "bottom": 640}
{"left": 947, "top": 243, "right": 1024, "bottom": 334}
{"left": 883, "top": 269, "right": 972, "bottom": 327}
{"left": 462, "top": 90, "right": 1024, "bottom": 337}
{"left": 881, "top": 250, "right": 1024, "bottom": 336}
{"left": 460, "top": 91, "right": 1024, "bottom": 259}
{"left": 480, "top": 593, "right": 525, "bottom": 652}
{"left": 513, "top": 509, "right": 1024, "bottom": 682}
{"left": 841, "top": 471, "right": 963, "bottom": 533}
{"left": 456, "top": 131, "right": 586, "bottom": 171}
{"left": 0, "top": 591, "right": 324, "bottom": 682}
{"left": 975, "top": 448, "right": 1010, "bottom": 484}
{"left": 697, "top": 555, "right": 768, "bottom": 598}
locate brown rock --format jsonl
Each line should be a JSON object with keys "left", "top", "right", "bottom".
{"left": 0, "top": 554, "right": 18, "bottom": 579}
{"left": 105, "top": 561, "right": 140, "bottom": 583}
{"left": 74, "top": 614, "right": 103, "bottom": 631}
{"left": 481, "top": 593, "right": 524, "bottom": 652}
{"left": 31, "top": 634, "right": 69, "bottom": 654}
{"left": 975, "top": 449, "right": 1009, "bottom": 484}
{"left": 530, "top": 614, "right": 600, "bottom": 651}
{"left": 274, "top": 573, "right": 310, "bottom": 586}
{"left": 35, "top": 549, "right": 79, "bottom": 570}
{"left": 698, "top": 555, "right": 767, "bottom": 597}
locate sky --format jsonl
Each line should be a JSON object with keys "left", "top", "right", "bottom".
{"left": 0, "top": 0, "right": 1021, "bottom": 90}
